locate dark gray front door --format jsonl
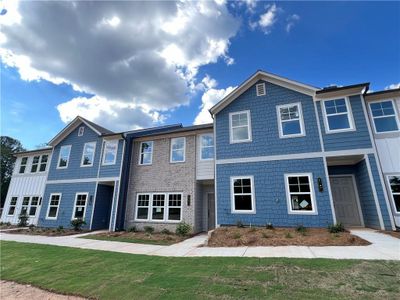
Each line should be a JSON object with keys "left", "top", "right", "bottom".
{"left": 330, "top": 176, "right": 362, "bottom": 227}
{"left": 207, "top": 193, "right": 215, "bottom": 230}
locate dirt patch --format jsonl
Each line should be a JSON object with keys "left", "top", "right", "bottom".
{"left": 379, "top": 230, "right": 400, "bottom": 239}
{"left": 84, "top": 231, "right": 188, "bottom": 245}
{"left": 0, "top": 280, "right": 85, "bottom": 300}
{"left": 208, "top": 227, "right": 371, "bottom": 247}
{"left": 0, "top": 223, "right": 18, "bottom": 230}
{"left": 10, "top": 227, "right": 88, "bottom": 236}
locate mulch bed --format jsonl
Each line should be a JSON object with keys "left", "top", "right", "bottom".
{"left": 208, "top": 227, "right": 371, "bottom": 247}
{"left": 379, "top": 230, "right": 400, "bottom": 239}
{"left": 9, "top": 227, "right": 88, "bottom": 236}
{"left": 88, "top": 231, "right": 187, "bottom": 245}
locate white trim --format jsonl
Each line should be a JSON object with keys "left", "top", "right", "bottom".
{"left": 45, "top": 193, "right": 62, "bottom": 220}
{"left": 284, "top": 173, "right": 318, "bottom": 215}
{"left": 276, "top": 102, "right": 306, "bottom": 138}
{"left": 57, "top": 145, "right": 72, "bottom": 169}
{"left": 30, "top": 155, "right": 40, "bottom": 173}
{"left": 78, "top": 126, "right": 85, "bottom": 136}
{"left": 170, "top": 137, "right": 186, "bottom": 163}
{"left": 321, "top": 97, "right": 356, "bottom": 134}
{"left": 6, "top": 196, "right": 18, "bottom": 217}
{"left": 313, "top": 101, "right": 325, "bottom": 152}
{"left": 386, "top": 174, "right": 400, "bottom": 215}
{"left": 256, "top": 83, "right": 266, "bottom": 96}
{"left": 230, "top": 176, "right": 256, "bottom": 214}
{"left": 18, "top": 156, "right": 29, "bottom": 174}
{"left": 323, "top": 157, "right": 336, "bottom": 223}
{"left": 213, "top": 117, "right": 219, "bottom": 227}
{"left": 199, "top": 133, "right": 214, "bottom": 161}
{"left": 138, "top": 141, "right": 153, "bottom": 165}
{"left": 46, "top": 177, "right": 120, "bottom": 184}
{"left": 89, "top": 182, "right": 99, "bottom": 230}
{"left": 71, "top": 192, "right": 89, "bottom": 221}
{"left": 80, "top": 142, "right": 96, "bottom": 167}
{"left": 111, "top": 140, "right": 125, "bottom": 231}
{"left": 102, "top": 139, "right": 119, "bottom": 166}
{"left": 229, "top": 110, "right": 252, "bottom": 144}
{"left": 368, "top": 99, "right": 400, "bottom": 134}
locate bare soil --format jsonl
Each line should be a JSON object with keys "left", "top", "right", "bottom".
{"left": 208, "top": 227, "right": 371, "bottom": 247}
{"left": 9, "top": 227, "right": 88, "bottom": 236}
{"left": 379, "top": 230, "right": 400, "bottom": 239}
{"left": 0, "top": 280, "right": 85, "bottom": 300}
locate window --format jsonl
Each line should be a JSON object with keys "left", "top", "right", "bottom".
{"left": 168, "top": 194, "right": 182, "bottom": 221}
{"left": 369, "top": 100, "right": 399, "bottom": 133}
{"left": 7, "top": 197, "right": 18, "bottom": 216}
{"left": 139, "top": 141, "right": 153, "bottom": 165}
{"left": 285, "top": 174, "right": 316, "bottom": 214}
{"left": 102, "top": 140, "right": 118, "bottom": 165}
{"left": 135, "top": 192, "right": 182, "bottom": 222}
{"left": 322, "top": 98, "right": 354, "bottom": 132}
{"left": 39, "top": 155, "right": 48, "bottom": 172}
{"left": 47, "top": 194, "right": 61, "bottom": 219}
{"left": 230, "top": 111, "right": 252, "bottom": 143}
{"left": 200, "top": 134, "right": 214, "bottom": 160}
{"left": 136, "top": 194, "right": 150, "bottom": 220}
{"left": 21, "top": 197, "right": 30, "bottom": 215}
{"left": 78, "top": 126, "right": 85, "bottom": 136}
{"left": 277, "top": 103, "right": 305, "bottom": 138}
{"left": 72, "top": 193, "right": 87, "bottom": 220}
{"left": 19, "top": 157, "right": 28, "bottom": 174}
{"left": 231, "top": 176, "right": 255, "bottom": 213}
{"left": 30, "top": 156, "right": 40, "bottom": 173}
{"left": 81, "top": 142, "right": 96, "bottom": 167}
{"left": 58, "top": 145, "right": 71, "bottom": 168}
{"left": 29, "top": 197, "right": 40, "bottom": 216}
{"left": 152, "top": 194, "right": 165, "bottom": 220}
{"left": 388, "top": 176, "right": 400, "bottom": 213}
{"left": 256, "top": 83, "right": 266, "bottom": 96}
{"left": 170, "top": 137, "right": 185, "bottom": 163}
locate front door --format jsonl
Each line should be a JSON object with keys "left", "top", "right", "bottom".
{"left": 207, "top": 193, "right": 215, "bottom": 230}
{"left": 330, "top": 176, "right": 362, "bottom": 227}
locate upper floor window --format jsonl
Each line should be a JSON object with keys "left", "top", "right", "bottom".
{"left": 39, "top": 155, "right": 49, "bottom": 172}
{"left": 170, "top": 137, "right": 185, "bottom": 163}
{"left": 369, "top": 100, "right": 399, "bottom": 133}
{"left": 200, "top": 134, "right": 214, "bottom": 160}
{"left": 322, "top": 98, "right": 355, "bottom": 133}
{"left": 388, "top": 175, "right": 400, "bottom": 213}
{"left": 139, "top": 141, "right": 153, "bottom": 165}
{"left": 81, "top": 142, "right": 96, "bottom": 167}
{"left": 19, "top": 157, "right": 28, "bottom": 174}
{"left": 78, "top": 126, "right": 85, "bottom": 136}
{"left": 231, "top": 176, "right": 255, "bottom": 213}
{"left": 277, "top": 103, "right": 305, "bottom": 138}
{"left": 229, "top": 110, "right": 252, "bottom": 143}
{"left": 102, "top": 140, "right": 118, "bottom": 165}
{"left": 285, "top": 173, "right": 317, "bottom": 214}
{"left": 57, "top": 145, "right": 71, "bottom": 169}
{"left": 31, "top": 156, "right": 40, "bottom": 173}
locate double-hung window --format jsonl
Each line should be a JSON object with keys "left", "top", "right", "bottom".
{"left": 47, "top": 194, "right": 61, "bottom": 219}
{"left": 39, "top": 155, "right": 49, "bottom": 172}
{"left": 170, "top": 137, "right": 185, "bottom": 163}
{"left": 230, "top": 111, "right": 252, "bottom": 143}
{"left": 21, "top": 197, "right": 30, "bottom": 215}
{"left": 135, "top": 192, "right": 182, "bottom": 222}
{"left": 8, "top": 197, "right": 18, "bottom": 216}
{"left": 369, "top": 100, "right": 399, "bottom": 133}
{"left": 323, "top": 98, "right": 355, "bottom": 132}
{"left": 136, "top": 194, "right": 150, "bottom": 220}
{"left": 31, "top": 156, "right": 40, "bottom": 173}
{"left": 139, "top": 141, "right": 153, "bottom": 165}
{"left": 72, "top": 193, "right": 87, "bottom": 220}
{"left": 200, "top": 134, "right": 214, "bottom": 160}
{"left": 152, "top": 194, "right": 165, "bottom": 220}
{"left": 58, "top": 145, "right": 71, "bottom": 168}
{"left": 388, "top": 176, "right": 400, "bottom": 213}
{"left": 102, "top": 140, "right": 118, "bottom": 165}
{"left": 231, "top": 176, "right": 255, "bottom": 213}
{"left": 285, "top": 174, "right": 317, "bottom": 214}
{"left": 81, "top": 142, "right": 96, "bottom": 167}
{"left": 168, "top": 194, "right": 182, "bottom": 221}
{"left": 29, "top": 197, "right": 40, "bottom": 216}
{"left": 277, "top": 103, "right": 305, "bottom": 138}
{"left": 19, "top": 157, "right": 28, "bottom": 174}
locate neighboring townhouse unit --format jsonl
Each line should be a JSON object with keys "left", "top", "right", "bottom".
{"left": 123, "top": 124, "right": 215, "bottom": 233}
{"left": 1, "top": 148, "right": 52, "bottom": 225}
{"left": 364, "top": 88, "right": 400, "bottom": 227}
{"left": 210, "top": 70, "right": 395, "bottom": 231}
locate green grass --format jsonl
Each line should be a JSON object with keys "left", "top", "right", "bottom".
{"left": 80, "top": 234, "right": 176, "bottom": 245}
{"left": 1, "top": 241, "right": 399, "bottom": 300}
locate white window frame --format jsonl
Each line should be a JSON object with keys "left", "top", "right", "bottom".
{"left": 30, "top": 155, "right": 40, "bottom": 173}
{"left": 19, "top": 157, "right": 28, "bottom": 174}
{"left": 170, "top": 137, "right": 186, "bottom": 163}
{"left": 386, "top": 174, "right": 400, "bottom": 214}
{"left": 46, "top": 193, "right": 62, "bottom": 220}
{"left": 135, "top": 193, "right": 151, "bottom": 221}
{"left": 102, "top": 140, "right": 119, "bottom": 166}
{"left": 80, "top": 142, "right": 96, "bottom": 167}
{"left": 229, "top": 110, "right": 252, "bottom": 144}
{"left": 39, "top": 154, "right": 49, "bottom": 172}
{"left": 57, "top": 145, "right": 72, "bottom": 169}
{"left": 78, "top": 126, "right": 85, "bottom": 136}
{"left": 199, "top": 133, "right": 214, "bottom": 161}
{"left": 256, "top": 83, "right": 266, "bottom": 96}
{"left": 284, "top": 173, "right": 318, "bottom": 215}
{"left": 7, "top": 196, "right": 18, "bottom": 216}
{"left": 368, "top": 99, "right": 400, "bottom": 134}
{"left": 276, "top": 102, "right": 306, "bottom": 138}
{"left": 138, "top": 141, "right": 154, "bottom": 165}
{"left": 167, "top": 193, "right": 183, "bottom": 222}
{"left": 230, "top": 176, "right": 256, "bottom": 214}
{"left": 71, "top": 192, "right": 88, "bottom": 220}
{"left": 28, "top": 196, "right": 40, "bottom": 217}
{"left": 20, "top": 196, "right": 30, "bottom": 215}
{"left": 321, "top": 97, "right": 355, "bottom": 134}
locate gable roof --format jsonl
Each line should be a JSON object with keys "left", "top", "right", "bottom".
{"left": 209, "top": 70, "right": 319, "bottom": 115}
{"left": 364, "top": 88, "right": 400, "bottom": 101}
{"left": 48, "top": 116, "right": 114, "bottom": 146}
{"left": 314, "top": 82, "right": 370, "bottom": 100}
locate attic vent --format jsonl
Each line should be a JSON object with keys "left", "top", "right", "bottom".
{"left": 78, "top": 126, "right": 84, "bottom": 136}
{"left": 256, "top": 83, "right": 266, "bottom": 96}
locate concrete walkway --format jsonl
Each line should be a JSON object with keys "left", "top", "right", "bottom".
{"left": 1, "top": 229, "right": 399, "bottom": 260}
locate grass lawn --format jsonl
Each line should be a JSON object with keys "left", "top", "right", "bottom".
{"left": 1, "top": 241, "right": 399, "bottom": 300}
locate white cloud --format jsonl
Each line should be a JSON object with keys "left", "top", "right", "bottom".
{"left": 286, "top": 14, "right": 300, "bottom": 33}
{"left": 385, "top": 83, "right": 400, "bottom": 90}
{"left": 194, "top": 85, "right": 237, "bottom": 125}
{"left": 258, "top": 4, "right": 279, "bottom": 34}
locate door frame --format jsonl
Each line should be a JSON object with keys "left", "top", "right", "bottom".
{"left": 206, "top": 192, "right": 216, "bottom": 231}
{"left": 330, "top": 174, "right": 365, "bottom": 227}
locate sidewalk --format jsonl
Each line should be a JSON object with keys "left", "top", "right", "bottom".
{"left": 1, "top": 228, "right": 399, "bottom": 260}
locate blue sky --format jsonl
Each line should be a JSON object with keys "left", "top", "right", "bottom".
{"left": 1, "top": 1, "right": 399, "bottom": 149}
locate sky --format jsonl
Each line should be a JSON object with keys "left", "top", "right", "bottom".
{"left": 1, "top": 0, "right": 399, "bottom": 149}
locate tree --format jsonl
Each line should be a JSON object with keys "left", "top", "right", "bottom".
{"left": 1, "top": 136, "right": 25, "bottom": 207}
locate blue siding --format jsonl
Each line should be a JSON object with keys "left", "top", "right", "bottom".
{"left": 316, "top": 95, "right": 372, "bottom": 151}
{"left": 98, "top": 139, "right": 124, "bottom": 178}
{"left": 38, "top": 182, "right": 97, "bottom": 229}
{"left": 216, "top": 158, "right": 334, "bottom": 227}
{"left": 91, "top": 184, "right": 114, "bottom": 230}
{"left": 215, "top": 80, "right": 322, "bottom": 160}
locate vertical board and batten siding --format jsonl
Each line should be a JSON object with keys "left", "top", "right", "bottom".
{"left": 196, "top": 133, "right": 215, "bottom": 180}
{"left": 316, "top": 95, "right": 373, "bottom": 151}
{"left": 98, "top": 139, "right": 124, "bottom": 178}
{"left": 215, "top": 80, "right": 322, "bottom": 160}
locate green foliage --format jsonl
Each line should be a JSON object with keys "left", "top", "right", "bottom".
{"left": 161, "top": 228, "right": 172, "bottom": 235}
{"left": 57, "top": 226, "right": 64, "bottom": 232}
{"left": 328, "top": 223, "right": 345, "bottom": 233}
{"left": 236, "top": 220, "right": 244, "bottom": 228}
{"left": 127, "top": 226, "right": 137, "bottom": 232}
{"left": 296, "top": 224, "right": 307, "bottom": 235}
{"left": 175, "top": 222, "right": 191, "bottom": 236}
{"left": 144, "top": 226, "right": 154, "bottom": 234}
{"left": 265, "top": 222, "right": 274, "bottom": 230}
{"left": 70, "top": 218, "right": 86, "bottom": 231}
{"left": 17, "top": 212, "right": 29, "bottom": 227}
